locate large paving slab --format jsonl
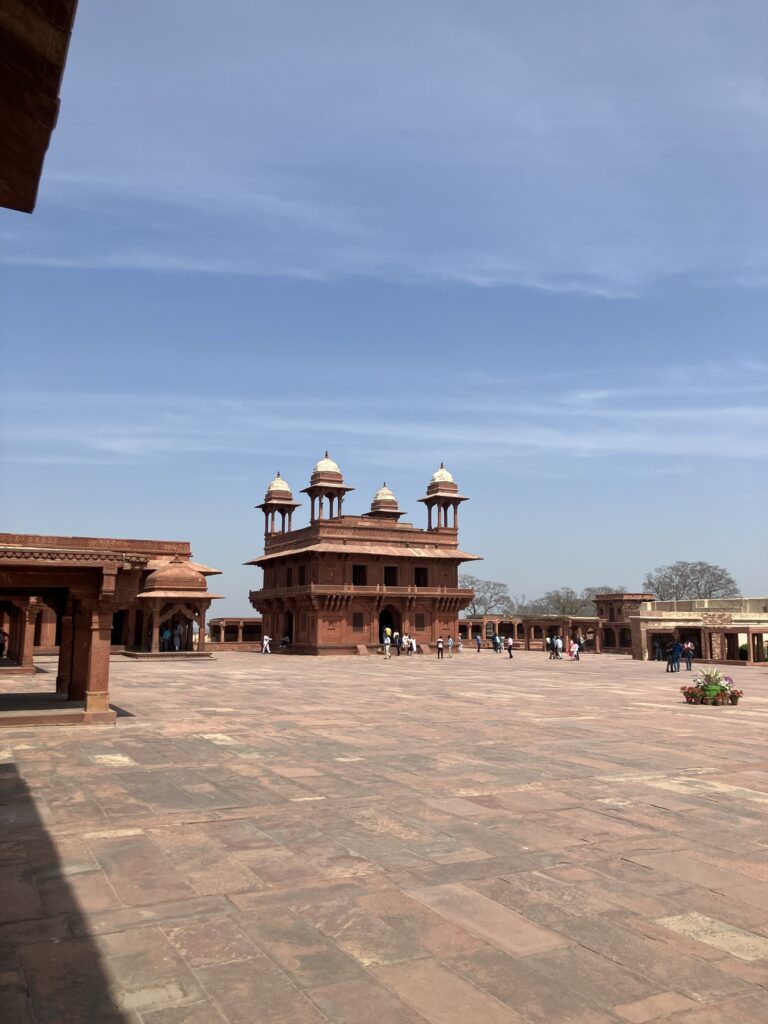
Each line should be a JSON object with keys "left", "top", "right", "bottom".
{"left": 0, "top": 649, "right": 766, "bottom": 1023}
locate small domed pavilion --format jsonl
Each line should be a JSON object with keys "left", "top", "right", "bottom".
{"left": 137, "top": 555, "right": 222, "bottom": 653}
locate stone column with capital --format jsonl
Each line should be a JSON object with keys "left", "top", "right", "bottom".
{"left": 150, "top": 606, "right": 160, "bottom": 653}
{"left": 20, "top": 599, "right": 37, "bottom": 670}
{"left": 198, "top": 607, "right": 207, "bottom": 652}
{"left": 84, "top": 603, "right": 113, "bottom": 714}
{"left": 56, "top": 596, "right": 75, "bottom": 694}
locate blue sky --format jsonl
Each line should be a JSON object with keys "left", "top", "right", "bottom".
{"left": 1, "top": 0, "right": 767, "bottom": 613}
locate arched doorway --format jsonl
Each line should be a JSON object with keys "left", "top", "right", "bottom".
{"left": 378, "top": 606, "right": 401, "bottom": 642}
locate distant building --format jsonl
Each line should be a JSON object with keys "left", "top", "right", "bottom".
{"left": 248, "top": 455, "right": 480, "bottom": 653}
{"left": 628, "top": 597, "right": 768, "bottom": 665}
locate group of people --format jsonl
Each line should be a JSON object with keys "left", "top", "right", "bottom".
{"left": 382, "top": 629, "right": 420, "bottom": 657}
{"left": 159, "top": 623, "right": 185, "bottom": 652}
{"left": 472, "top": 633, "right": 515, "bottom": 657}
{"left": 545, "top": 635, "right": 584, "bottom": 660}
{"left": 654, "top": 638, "right": 695, "bottom": 672}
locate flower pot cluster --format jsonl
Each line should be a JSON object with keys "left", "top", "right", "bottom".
{"left": 680, "top": 668, "right": 743, "bottom": 706}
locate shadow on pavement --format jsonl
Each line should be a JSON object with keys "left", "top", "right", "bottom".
{"left": 0, "top": 763, "right": 133, "bottom": 1023}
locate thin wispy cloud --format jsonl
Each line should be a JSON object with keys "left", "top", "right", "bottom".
{"left": 3, "top": 1, "right": 767, "bottom": 295}
{"left": 4, "top": 365, "right": 767, "bottom": 468}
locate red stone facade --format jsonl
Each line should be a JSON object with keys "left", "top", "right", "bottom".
{"left": 248, "top": 458, "right": 480, "bottom": 654}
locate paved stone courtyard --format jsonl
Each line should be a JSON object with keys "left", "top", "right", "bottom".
{"left": 1, "top": 650, "right": 768, "bottom": 1023}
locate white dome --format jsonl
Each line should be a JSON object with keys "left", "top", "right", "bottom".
{"left": 314, "top": 452, "right": 341, "bottom": 475}
{"left": 430, "top": 463, "right": 454, "bottom": 484}
{"left": 267, "top": 472, "right": 291, "bottom": 494}
{"left": 372, "top": 483, "right": 396, "bottom": 502}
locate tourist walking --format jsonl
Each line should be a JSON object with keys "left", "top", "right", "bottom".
{"left": 546, "top": 636, "right": 553, "bottom": 657}
{"left": 507, "top": 635, "right": 514, "bottom": 658}
{"left": 262, "top": 634, "right": 272, "bottom": 654}
{"left": 554, "top": 636, "right": 563, "bottom": 660}
{"left": 665, "top": 642, "right": 674, "bottom": 672}
{"left": 682, "top": 640, "right": 694, "bottom": 671}
{"left": 173, "top": 623, "right": 183, "bottom": 651}
{"left": 436, "top": 636, "right": 444, "bottom": 659}
{"left": 457, "top": 637, "right": 463, "bottom": 653}
{"left": 394, "top": 631, "right": 402, "bottom": 656}
{"left": 653, "top": 638, "right": 663, "bottom": 662}
{"left": 410, "top": 635, "right": 417, "bottom": 654}
{"left": 161, "top": 626, "right": 171, "bottom": 652}
{"left": 475, "top": 634, "right": 482, "bottom": 652}
{"left": 384, "top": 633, "right": 392, "bottom": 659}
{"left": 447, "top": 635, "right": 454, "bottom": 658}
{"left": 569, "top": 639, "right": 580, "bottom": 661}
{"left": 403, "top": 632, "right": 411, "bottom": 655}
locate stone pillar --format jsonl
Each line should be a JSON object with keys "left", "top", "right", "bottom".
{"left": 746, "top": 630, "right": 754, "bottom": 664}
{"left": 56, "top": 597, "right": 75, "bottom": 694}
{"left": 594, "top": 627, "right": 602, "bottom": 654}
{"left": 198, "top": 607, "right": 207, "bottom": 652}
{"left": 701, "top": 630, "right": 711, "bottom": 661}
{"left": 20, "top": 600, "right": 36, "bottom": 670}
{"left": 84, "top": 604, "right": 113, "bottom": 714}
{"left": 69, "top": 602, "right": 92, "bottom": 701}
{"left": 237, "top": 620, "right": 243, "bottom": 644}
{"left": 150, "top": 608, "right": 160, "bottom": 653}
{"left": 219, "top": 623, "right": 225, "bottom": 643}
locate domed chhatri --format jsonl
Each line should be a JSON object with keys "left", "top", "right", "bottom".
{"left": 265, "top": 471, "right": 293, "bottom": 499}
{"left": 257, "top": 470, "right": 301, "bottom": 536}
{"left": 426, "top": 462, "right": 458, "bottom": 495}
{"left": 310, "top": 451, "right": 344, "bottom": 483}
{"left": 140, "top": 555, "right": 209, "bottom": 595}
{"left": 365, "top": 481, "right": 404, "bottom": 521}
{"left": 372, "top": 482, "right": 397, "bottom": 506}
{"left": 302, "top": 452, "right": 354, "bottom": 521}
{"left": 419, "top": 462, "right": 468, "bottom": 530}
{"left": 430, "top": 463, "right": 455, "bottom": 485}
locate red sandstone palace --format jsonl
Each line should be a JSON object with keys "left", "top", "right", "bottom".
{"left": 248, "top": 455, "right": 480, "bottom": 654}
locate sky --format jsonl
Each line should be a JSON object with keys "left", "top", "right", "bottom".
{"left": 1, "top": 0, "right": 767, "bottom": 614}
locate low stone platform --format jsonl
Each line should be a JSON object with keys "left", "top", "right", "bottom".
{"left": 0, "top": 651, "right": 766, "bottom": 1023}
{"left": 120, "top": 650, "right": 214, "bottom": 660}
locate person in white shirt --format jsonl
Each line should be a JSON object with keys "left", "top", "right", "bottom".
{"left": 262, "top": 635, "right": 272, "bottom": 654}
{"left": 507, "top": 635, "right": 514, "bottom": 658}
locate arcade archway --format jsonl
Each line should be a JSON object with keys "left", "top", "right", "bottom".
{"left": 378, "top": 606, "right": 401, "bottom": 642}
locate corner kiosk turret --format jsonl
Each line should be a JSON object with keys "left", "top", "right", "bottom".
{"left": 247, "top": 455, "right": 481, "bottom": 654}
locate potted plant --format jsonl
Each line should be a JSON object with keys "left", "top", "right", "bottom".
{"left": 692, "top": 667, "right": 727, "bottom": 702}
{"left": 680, "top": 686, "right": 695, "bottom": 704}
{"left": 729, "top": 688, "right": 744, "bottom": 705}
